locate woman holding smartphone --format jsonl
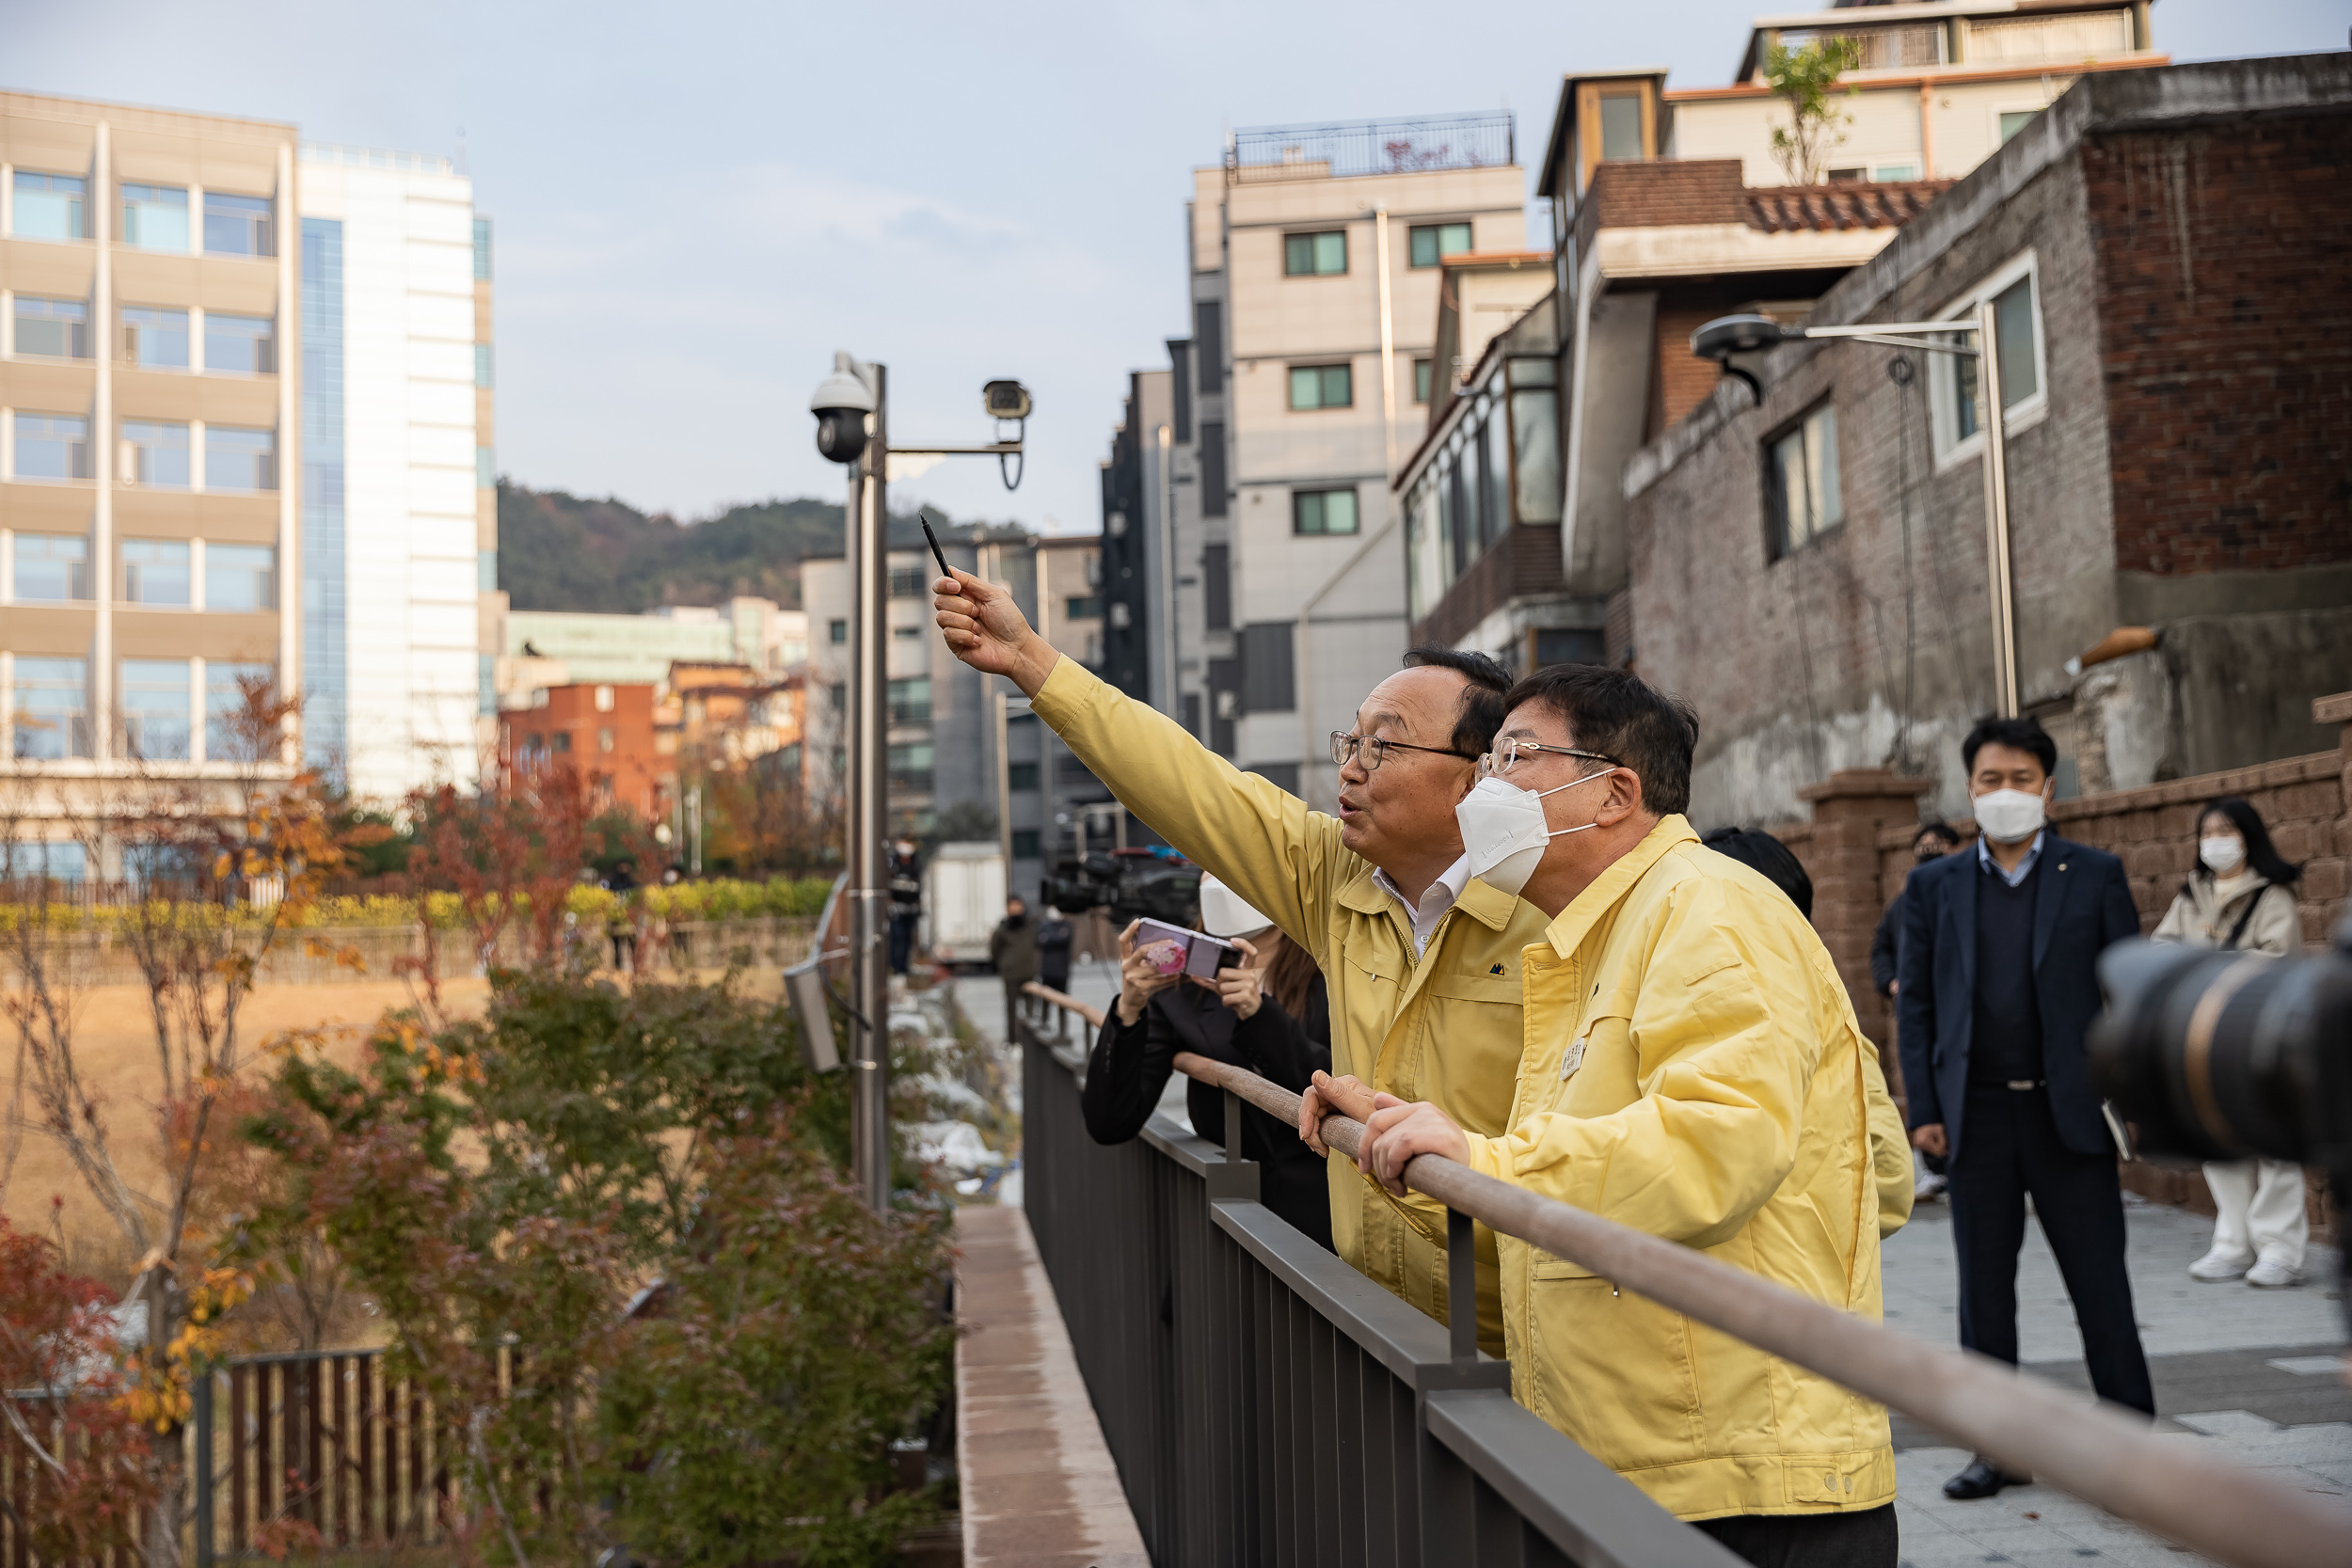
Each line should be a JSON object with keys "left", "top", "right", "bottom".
{"left": 1082, "top": 876, "right": 1333, "bottom": 1248}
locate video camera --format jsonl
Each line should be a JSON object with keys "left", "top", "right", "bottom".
{"left": 2091, "top": 921, "right": 2352, "bottom": 1335}
{"left": 1041, "top": 847, "right": 1201, "bottom": 928}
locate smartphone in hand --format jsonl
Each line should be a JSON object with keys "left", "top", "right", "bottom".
{"left": 1135, "top": 918, "right": 1240, "bottom": 980}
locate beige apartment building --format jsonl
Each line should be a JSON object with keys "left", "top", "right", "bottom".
{"left": 1, "top": 93, "right": 299, "bottom": 870}
{"left": 1137, "top": 115, "right": 1525, "bottom": 810}
{"left": 2, "top": 90, "right": 497, "bottom": 876}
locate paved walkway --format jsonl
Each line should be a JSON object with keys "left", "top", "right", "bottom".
{"left": 954, "top": 1205, "right": 1149, "bottom": 1568}
{"left": 1881, "top": 1196, "right": 2347, "bottom": 1566}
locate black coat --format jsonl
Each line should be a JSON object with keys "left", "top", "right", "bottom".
{"left": 1083, "top": 974, "right": 1332, "bottom": 1249}
{"left": 1895, "top": 834, "right": 2139, "bottom": 1161}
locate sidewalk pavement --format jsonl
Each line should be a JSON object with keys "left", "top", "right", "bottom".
{"left": 1881, "top": 1195, "right": 2348, "bottom": 1567}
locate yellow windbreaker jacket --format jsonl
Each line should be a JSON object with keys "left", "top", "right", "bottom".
{"left": 1031, "top": 659, "right": 1550, "bottom": 1350}
{"left": 1458, "top": 816, "right": 1906, "bottom": 1522}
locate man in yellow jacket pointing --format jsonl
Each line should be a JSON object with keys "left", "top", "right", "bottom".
{"left": 1357, "top": 663, "right": 1905, "bottom": 1566}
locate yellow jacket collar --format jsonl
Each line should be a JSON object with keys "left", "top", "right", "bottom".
{"left": 1542, "top": 815, "right": 1699, "bottom": 958}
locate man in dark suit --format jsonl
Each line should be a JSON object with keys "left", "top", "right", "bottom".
{"left": 1898, "top": 717, "right": 2154, "bottom": 1501}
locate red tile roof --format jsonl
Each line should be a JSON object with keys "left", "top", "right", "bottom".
{"left": 1743, "top": 180, "right": 1955, "bottom": 233}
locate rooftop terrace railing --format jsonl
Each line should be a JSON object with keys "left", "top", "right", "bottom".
{"left": 1016, "top": 982, "right": 2352, "bottom": 1568}
{"left": 1226, "top": 112, "right": 1516, "bottom": 185}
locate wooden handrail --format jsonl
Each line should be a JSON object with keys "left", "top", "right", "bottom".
{"left": 1165, "top": 1050, "right": 2352, "bottom": 1568}
{"left": 1021, "top": 980, "right": 1105, "bottom": 1030}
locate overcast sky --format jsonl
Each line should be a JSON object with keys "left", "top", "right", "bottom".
{"left": 10, "top": 1, "right": 2343, "bottom": 536}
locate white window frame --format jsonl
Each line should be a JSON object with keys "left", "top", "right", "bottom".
{"left": 1929, "top": 248, "right": 2048, "bottom": 472}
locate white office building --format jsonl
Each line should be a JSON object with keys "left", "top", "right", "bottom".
{"left": 296, "top": 143, "right": 490, "bottom": 800}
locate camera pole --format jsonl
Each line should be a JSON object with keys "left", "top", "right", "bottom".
{"left": 849, "top": 362, "right": 892, "bottom": 1214}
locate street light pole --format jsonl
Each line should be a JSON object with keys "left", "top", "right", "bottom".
{"left": 848, "top": 362, "right": 892, "bottom": 1214}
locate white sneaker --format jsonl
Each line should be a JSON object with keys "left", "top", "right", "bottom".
{"left": 2245, "top": 1257, "right": 2302, "bottom": 1289}
{"left": 1914, "top": 1172, "right": 1947, "bottom": 1203}
{"left": 2187, "top": 1248, "right": 2251, "bottom": 1282}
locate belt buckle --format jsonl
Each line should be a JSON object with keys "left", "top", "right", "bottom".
{"left": 2006, "top": 1078, "right": 2039, "bottom": 1091}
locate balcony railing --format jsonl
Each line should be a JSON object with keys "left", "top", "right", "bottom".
{"left": 1014, "top": 984, "right": 2350, "bottom": 1568}
{"left": 1227, "top": 112, "right": 1515, "bottom": 186}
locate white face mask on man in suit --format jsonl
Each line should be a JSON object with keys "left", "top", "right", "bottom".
{"left": 1971, "top": 787, "right": 2046, "bottom": 846}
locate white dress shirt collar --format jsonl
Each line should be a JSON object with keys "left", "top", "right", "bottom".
{"left": 1373, "top": 853, "right": 1473, "bottom": 959}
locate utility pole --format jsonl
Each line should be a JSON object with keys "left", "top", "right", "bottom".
{"left": 847, "top": 362, "right": 892, "bottom": 1214}
{"left": 809, "top": 356, "right": 1031, "bottom": 1215}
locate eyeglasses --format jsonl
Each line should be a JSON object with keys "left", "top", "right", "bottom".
{"left": 1329, "top": 730, "right": 1480, "bottom": 772}
{"left": 1476, "top": 737, "right": 1620, "bottom": 779}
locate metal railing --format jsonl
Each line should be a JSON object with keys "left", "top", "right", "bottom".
{"left": 1017, "top": 983, "right": 2352, "bottom": 1568}
{"left": 1226, "top": 112, "right": 1515, "bottom": 185}
{"left": 1015, "top": 985, "right": 1740, "bottom": 1566}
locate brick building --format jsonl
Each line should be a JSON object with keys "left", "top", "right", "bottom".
{"left": 500, "top": 681, "right": 661, "bottom": 817}
{"left": 1621, "top": 55, "right": 2352, "bottom": 827}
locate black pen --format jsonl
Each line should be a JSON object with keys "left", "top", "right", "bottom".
{"left": 919, "top": 511, "right": 954, "bottom": 584}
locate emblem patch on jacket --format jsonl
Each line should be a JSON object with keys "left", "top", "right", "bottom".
{"left": 1561, "top": 1036, "right": 1587, "bottom": 1080}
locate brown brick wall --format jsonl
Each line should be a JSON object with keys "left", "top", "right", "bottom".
{"left": 1652, "top": 300, "right": 1734, "bottom": 436}
{"left": 2086, "top": 117, "right": 2352, "bottom": 575}
{"left": 1574, "top": 159, "right": 1746, "bottom": 257}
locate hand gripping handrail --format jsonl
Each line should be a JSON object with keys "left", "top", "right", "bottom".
{"left": 1138, "top": 1045, "right": 2352, "bottom": 1568}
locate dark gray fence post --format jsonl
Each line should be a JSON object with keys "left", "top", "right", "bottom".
{"left": 193, "top": 1367, "right": 215, "bottom": 1568}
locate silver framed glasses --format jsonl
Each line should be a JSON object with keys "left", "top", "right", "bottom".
{"left": 1329, "top": 730, "right": 1480, "bottom": 771}
{"left": 1476, "top": 737, "right": 1620, "bottom": 779}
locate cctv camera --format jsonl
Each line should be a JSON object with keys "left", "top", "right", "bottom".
{"left": 811, "top": 353, "right": 878, "bottom": 466}
{"left": 982, "top": 379, "right": 1032, "bottom": 421}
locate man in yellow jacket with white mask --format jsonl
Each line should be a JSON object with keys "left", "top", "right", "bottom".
{"left": 1356, "top": 663, "right": 1905, "bottom": 1566}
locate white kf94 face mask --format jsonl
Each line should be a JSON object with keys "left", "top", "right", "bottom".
{"left": 1454, "top": 769, "right": 1613, "bottom": 897}
{"left": 1972, "top": 787, "right": 2047, "bottom": 846}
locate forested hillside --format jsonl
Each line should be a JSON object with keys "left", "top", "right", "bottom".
{"left": 496, "top": 484, "right": 848, "bottom": 611}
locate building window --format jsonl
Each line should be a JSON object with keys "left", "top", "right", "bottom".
{"left": 205, "top": 544, "right": 276, "bottom": 611}
{"left": 206, "top": 426, "right": 278, "bottom": 492}
{"left": 1872, "top": 162, "right": 1921, "bottom": 182}
{"left": 892, "top": 624, "right": 921, "bottom": 640}
{"left": 828, "top": 618, "right": 848, "bottom": 644}
{"left": 1240, "top": 622, "right": 1296, "bottom": 713}
{"left": 554, "top": 731, "right": 573, "bottom": 752}
{"left": 11, "top": 657, "right": 90, "bottom": 760}
{"left": 472, "top": 216, "right": 493, "bottom": 281}
{"left": 119, "top": 184, "right": 190, "bottom": 251}
{"left": 119, "top": 421, "right": 191, "bottom": 487}
{"left": 476, "top": 447, "right": 496, "bottom": 488}
{"left": 888, "top": 564, "right": 929, "bottom": 597}
{"left": 1064, "top": 594, "right": 1101, "bottom": 620}
{"left": 202, "top": 191, "right": 274, "bottom": 257}
{"left": 887, "top": 676, "right": 932, "bottom": 725}
{"left": 1407, "top": 223, "right": 1472, "bottom": 269}
{"left": 13, "top": 296, "right": 89, "bottom": 359}
{"left": 1933, "top": 257, "right": 2044, "bottom": 459}
{"left": 595, "top": 684, "right": 614, "bottom": 712}
{"left": 1293, "top": 487, "right": 1360, "bottom": 536}
{"left": 123, "top": 306, "right": 190, "bottom": 369}
{"left": 597, "top": 727, "right": 616, "bottom": 753}
{"left": 1413, "top": 357, "right": 1432, "bottom": 404}
{"left": 205, "top": 662, "right": 273, "bottom": 761}
{"left": 13, "top": 414, "right": 91, "bottom": 481}
{"left": 1288, "top": 363, "right": 1353, "bottom": 411}
{"left": 1997, "top": 110, "right": 2040, "bottom": 145}
{"left": 11, "top": 172, "right": 87, "bottom": 241}
{"left": 1, "top": 842, "right": 86, "bottom": 883}
{"left": 205, "top": 313, "right": 276, "bottom": 374}
{"left": 11, "top": 532, "right": 90, "bottom": 602}
{"left": 1599, "top": 93, "right": 1645, "bottom": 161}
{"left": 1011, "top": 829, "right": 1041, "bottom": 859}
{"left": 122, "top": 539, "right": 193, "bottom": 606}
{"left": 1283, "top": 230, "right": 1347, "bottom": 277}
{"left": 1509, "top": 357, "right": 1563, "bottom": 525}
{"left": 887, "top": 742, "right": 934, "bottom": 793}
{"left": 1008, "top": 762, "right": 1039, "bottom": 791}
{"left": 1766, "top": 402, "right": 1842, "bottom": 558}
{"left": 1534, "top": 627, "right": 1605, "bottom": 667}
{"left": 475, "top": 342, "right": 493, "bottom": 388}
{"left": 829, "top": 682, "right": 846, "bottom": 711}
{"left": 120, "top": 658, "right": 193, "bottom": 761}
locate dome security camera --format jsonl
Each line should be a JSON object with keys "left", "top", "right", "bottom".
{"left": 811, "top": 352, "right": 877, "bottom": 465}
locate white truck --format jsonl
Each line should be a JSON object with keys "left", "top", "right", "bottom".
{"left": 921, "top": 841, "right": 1006, "bottom": 967}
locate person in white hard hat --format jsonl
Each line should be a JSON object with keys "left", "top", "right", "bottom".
{"left": 1083, "top": 873, "right": 1334, "bottom": 1247}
